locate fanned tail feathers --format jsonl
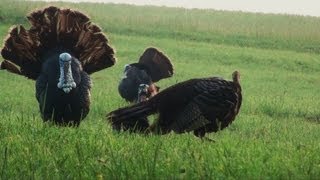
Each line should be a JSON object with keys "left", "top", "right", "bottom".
{"left": 1, "top": 6, "right": 116, "bottom": 79}
{"left": 138, "top": 47, "right": 174, "bottom": 82}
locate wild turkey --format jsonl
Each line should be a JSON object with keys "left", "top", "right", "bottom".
{"left": 1, "top": 6, "right": 116, "bottom": 125}
{"left": 113, "top": 84, "right": 150, "bottom": 133}
{"left": 107, "top": 71, "right": 242, "bottom": 139}
{"left": 118, "top": 47, "right": 173, "bottom": 103}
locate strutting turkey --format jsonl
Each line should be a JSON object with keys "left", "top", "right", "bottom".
{"left": 1, "top": 6, "right": 116, "bottom": 125}
{"left": 118, "top": 47, "right": 173, "bottom": 103}
{"left": 107, "top": 71, "right": 242, "bottom": 139}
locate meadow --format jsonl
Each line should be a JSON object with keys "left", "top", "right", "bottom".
{"left": 0, "top": 0, "right": 319, "bottom": 179}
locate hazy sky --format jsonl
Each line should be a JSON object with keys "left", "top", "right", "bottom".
{"left": 32, "top": 0, "right": 320, "bottom": 17}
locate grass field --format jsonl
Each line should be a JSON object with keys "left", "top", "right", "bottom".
{"left": 0, "top": 0, "right": 319, "bottom": 179}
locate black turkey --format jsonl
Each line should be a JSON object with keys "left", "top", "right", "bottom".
{"left": 113, "top": 84, "right": 150, "bottom": 133}
{"left": 118, "top": 47, "right": 173, "bottom": 103}
{"left": 1, "top": 6, "right": 116, "bottom": 126}
{"left": 107, "top": 71, "right": 242, "bottom": 139}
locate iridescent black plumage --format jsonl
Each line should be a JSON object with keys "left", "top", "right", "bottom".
{"left": 108, "top": 71, "right": 242, "bottom": 138}
{"left": 118, "top": 48, "right": 173, "bottom": 102}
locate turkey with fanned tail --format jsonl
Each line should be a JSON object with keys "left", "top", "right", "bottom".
{"left": 107, "top": 71, "right": 242, "bottom": 140}
{"left": 118, "top": 47, "right": 173, "bottom": 103}
{"left": 1, "top": 6, "right": 116, "bottom": 126}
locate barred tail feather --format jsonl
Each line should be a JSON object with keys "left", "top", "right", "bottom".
{"left": 1, "top": 25, "right": 42, "bottom": 79}
{"left": 0, "top": 60, "right": 22, "bottom": 75}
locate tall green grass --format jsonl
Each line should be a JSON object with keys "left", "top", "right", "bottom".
{"left": 0, "top": 0, "right": 319, "bottom": 179}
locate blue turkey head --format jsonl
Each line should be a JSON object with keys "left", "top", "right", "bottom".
{"left": 124, "top": 64, "right": 131, "bottom": 72}
{"left": 57, "top": 52, "right": 76, "bottom": 93}
{"left": 137, "top": 84, "right": 149, "bottom": 103}
{"left": 121, "top": 64, "right": 131, "bottom": 79}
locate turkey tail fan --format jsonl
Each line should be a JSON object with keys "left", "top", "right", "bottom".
{"left": 1, "top": 25, "right": 42, "bottom": 79}
{"left": 27, "top": 6, "right": 117, "bottom": 74}
{"left": 1, "top": 6, "right": 116, "bottom": 79}
{"left": 138, "top": 47, "right": 173, "bottom": 82}
{"left": 107, "top": 101, "right": 157, "bottom": 126}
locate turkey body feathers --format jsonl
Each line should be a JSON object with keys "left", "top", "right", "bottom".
{"left": 108, "top": 71, "right": 242, "bottom": 138}
{"left": 35, "top": 49, "right": 91, "bottom": 125}
{"left": 118, "top": 64, "right": 152, "bottom": 102}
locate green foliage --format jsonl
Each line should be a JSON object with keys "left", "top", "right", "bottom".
{"left": 0, "top": 0, "right": 319, "bottom": 179}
